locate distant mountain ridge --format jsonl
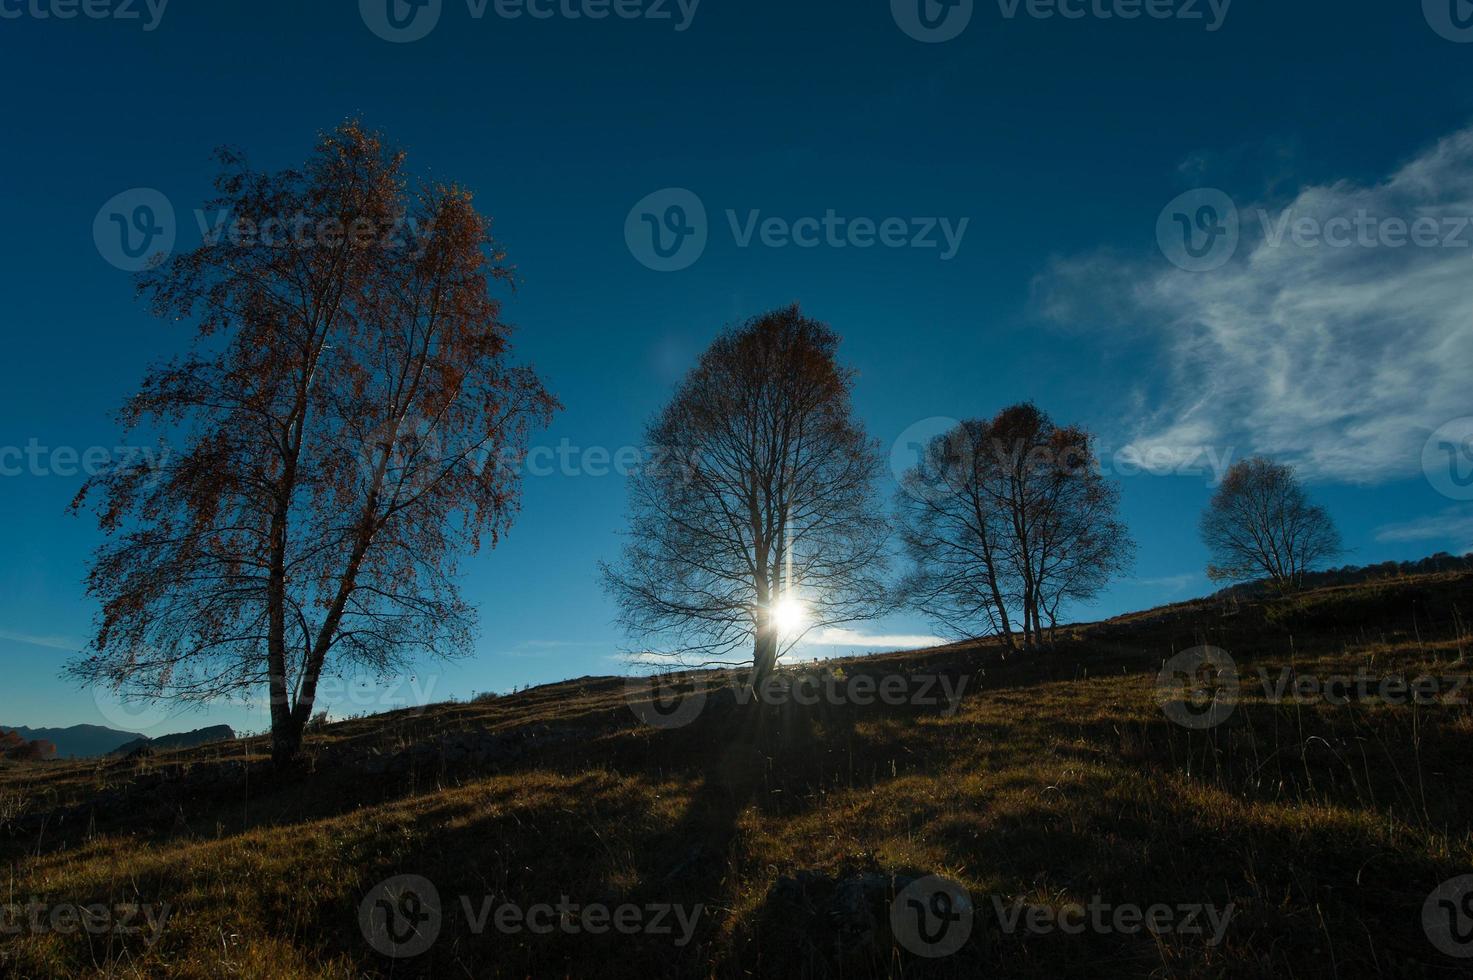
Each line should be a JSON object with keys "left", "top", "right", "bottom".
{"left": 110, "top": 726, "right": 237, "bottom": 758}
{"left": 4, "top": 724, "right": 235, "bottom": 759}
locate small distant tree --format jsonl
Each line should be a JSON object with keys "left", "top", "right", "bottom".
{"left": 17, "top": 740, "right": 58, "bottom": 762}
{"left": 70, "top": 122, "right": 558, "bottom": 768}
{"left": 896, "top": 404, "right": 1133, "bottom": 650}
{"left": 601, "top": 305, "right": 889, "bottom": 688}
{"left": 1200, "top": 457, "right": 1342, "bottom": 593}
{"left": 1, "top": 731, "right": 57, "bottom": 762}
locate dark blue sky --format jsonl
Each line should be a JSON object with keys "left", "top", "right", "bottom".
{"left": 4, "top": 0, "right": 1472, "bottom": 735}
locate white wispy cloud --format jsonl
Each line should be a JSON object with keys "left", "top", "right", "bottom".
{"left": 503, "top": 639, "right": 606, "bottom": 658}
{"left": 1035, "top": 126, "right": 1473, "bottom": 484}
{"left": 610, "top": 650, "right": 675, "bottom": 666}
{"left": 0, "top": 630, "right": 82, "bottom": 653}
{"left": 1375, "top": 507, "right": 1473, "bottom": 544}
{"left": 806, "top": 628, "right": 947, "bottom": 649}
{"left": 1127, "top": 573, "right": 1201, "bottom": 592}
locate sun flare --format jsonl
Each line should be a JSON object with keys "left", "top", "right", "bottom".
{"left": 771, "top": 595, "right": 807, "bottom": 637}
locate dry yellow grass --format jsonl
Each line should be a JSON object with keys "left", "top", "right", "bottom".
{"left": 3, "top": 573, "right": 1471, "bottom": 978}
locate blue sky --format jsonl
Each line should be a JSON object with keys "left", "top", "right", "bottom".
{"left": 3, "top": 0, "right": 1472, "bottom": 736}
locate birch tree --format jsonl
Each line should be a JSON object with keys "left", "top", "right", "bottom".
{"left": 70, "top": 122, "right": 558, "bottom": 766}
{"left": 602, "top": 305, "right": 888, "bottom": 686}
{"left": 1200, "top": 457, "right": 1342, "bottom": 592}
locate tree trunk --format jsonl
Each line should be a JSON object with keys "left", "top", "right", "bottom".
{"left": 271, "top": 713, "right": 306, "bottom": 769}
{"left": 266, "top": 496, "right": 296, "bottom": 768}
{"left": 971, "top": 498, "right": 1015, "bottom": 654}
{"left": 750, "top": 627, "right": 779, "bottom": 693}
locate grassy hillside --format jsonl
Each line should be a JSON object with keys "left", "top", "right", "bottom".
{"left": 3, "top": 573, "right": 1472, "bottom": 978}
